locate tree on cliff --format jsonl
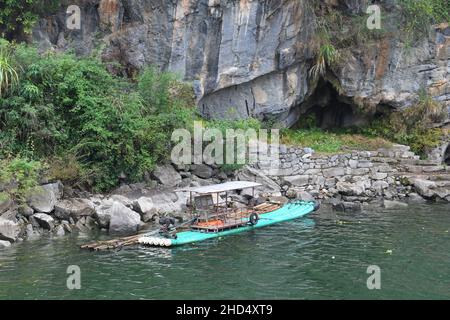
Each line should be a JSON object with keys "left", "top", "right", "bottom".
{"left": 0, "top": 0, "right": 60, "bottom": 41}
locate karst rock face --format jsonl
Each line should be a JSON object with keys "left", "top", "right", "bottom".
{"left": 33, "top": 0, "right": 449, "bottom": 126}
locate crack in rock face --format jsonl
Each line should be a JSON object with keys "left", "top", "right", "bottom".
{"left": 31, "top": 0, "right": 449, "bottom": 126}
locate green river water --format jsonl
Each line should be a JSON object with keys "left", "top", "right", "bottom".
{"left": 0, "top": 203, "right": 449, "bottom": 300}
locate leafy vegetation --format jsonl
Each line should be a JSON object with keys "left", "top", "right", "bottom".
{"left": 0, "top": 156, "right": 44, "bottom": 203}
{"left": 203, "top": 118, "right": 263, "bottom": 171}
{"left": 281, "top": 128, "right": 392, "bottom": 154}
{"left": 0, "top": 0, "right": 60, "bottom": 40}
{"left": 0, "top": 39, "right": 197, "bottom": 191}
{"left": 360, "top": 92, "right": 447, "bottom": 157}
{"left": 309, "top": 43, "right": 340, "bottom": 79}
{"left": 311, "top": 0, "right": 450, "bottom": 53}
{"left": 399, "top": 0, "right": 450, "bottom": 44}
{"left": 309, "top": 14, "right": 341, "bottom": 80}
{"left": 0, "top": 40, "right": 19, "bottom": 96}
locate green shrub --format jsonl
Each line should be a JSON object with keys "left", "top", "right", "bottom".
{"left": 399, "top": 0, "right": 450, "bottom": 44}
{"left": 46, "top": 154, "right": 88, "bottom": 186}
{"left": 0, "top": 39, "right": 197, "bottom": 191}
{"left": 0, "top": 41, "right": 19, "bottom": 96}
{"left": 361, "top": 92, "right": 447, "bottom": 157}
{"left": 0, "top": 156, "right": 44, "bottom": 203}
{"left": 0, "top": 0, "right": 60, "bottom": 40}
{"left": 309, "top": 19, "right": 341, "bottom": 79}
{"left": 309, "top": 43, "right": 340, "bottom": 79}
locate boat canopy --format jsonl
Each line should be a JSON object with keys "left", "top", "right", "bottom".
{"left": 179, "top": 181, "right": 262, "bottom": 195}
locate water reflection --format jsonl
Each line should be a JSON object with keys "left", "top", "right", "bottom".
{"left": 0, "top": 203, "right": 449, "bottom": 299}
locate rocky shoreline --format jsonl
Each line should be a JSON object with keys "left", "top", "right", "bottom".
{"left": 1, "top": 144, "right": 450, "bottom": 249}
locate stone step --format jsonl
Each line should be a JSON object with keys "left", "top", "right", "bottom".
{"left": 435, "top": 181, "right": 450, "bottom": 188}
{"left": 398, "top": 159, "right": 420, "bottom": 165}
{"left": 416, "top": 160, "right": 444, "bottom": 166}
{"left": 428, "top": 174, "right": 450, "bottom": 181}
{"left": 402, "top": 165, "right": 447, "bottom": 174}
{"left": 370, "top": 157, "right": 400, "bottom": 164}
{"left": 399, "top": 159, "right": 443, "bottom": 166}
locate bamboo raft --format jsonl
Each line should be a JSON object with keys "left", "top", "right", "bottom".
{"left": 80, "top": 203, "right": 282, "bottom": 251}
{"left": 80, "top": 234, "right": 150, "bottom": 251}
{"left": 81, "top": 182, "right": 318, "bottom": 251}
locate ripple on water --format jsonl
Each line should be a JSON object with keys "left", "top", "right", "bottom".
{"left": 0, "top": 203, "right": 449, "bottom": 299}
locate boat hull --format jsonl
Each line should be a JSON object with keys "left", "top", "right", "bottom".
{"left": 138, "top": 201, "right": 316, "bottom": 247}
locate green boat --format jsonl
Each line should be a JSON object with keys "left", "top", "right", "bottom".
{"left": 138, "top": 181, "right": 319, "bottom": 247}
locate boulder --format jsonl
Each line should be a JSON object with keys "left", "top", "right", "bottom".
{"left": 295, "top": 191, "right": 315, "bottom": 202}
{"left": 75, "top": 216, "right": 98, "bottom": 233}
{"left": 0, "top": 240, "right": 11, "bottom": 248}
{"left": 152, "top": 165, "right": 182, "bottom": 187}
{"left": 282, "top": 175, "right": 310, "bottom": 187}
{"left": 62, "top": 222, "right": 73, "bottom": 234}
{"left": 432, "top": 188, "right": 450, "bottom": 200}
{"left": 18, "top": 205, "right": 34, "bottom": 217}
{"left": 94, "top": 201, "right": 141, "bottom": 233}
{"left": 27, "top": 183, "right": 63, "bottom": 213}
{"left": 372, "top": 181, "right": 389, "bottom": 194}
{"left": 216, "top": 172, "right": 228, "bottom": 181}
{"left": 0, "top": 218, "right": 21, "bottom": 242}
{"left": 191, "top": 164, "right": 214, "bottom": 179}
{"left": 336, "top": 181, "right": 365, "bottom": 196}
{"left": 32, "top": 213, "right": 55, "bottom": 230}
{"left": 108, "top": 202, "right": 141, "bottom": 234}
{"left": 189, "top": 176, "right": 214, "bottom": 187}
{"left": 133, "top": 197, "right": 154, "bottom": 215}
{"left": 111, "top": 184, "right": 132, "bottom": 195}
{"left": 93, "top": 199, "right": 114, "bottom": 228}
{"left": 409, "top": 178, "right": 436, "bottom": 198}
{"left": 406, "top": 193, "right": 427, "bottom": 204}
{"left": 332, "top": 201, "right": 362, "bottom": 212}
{"left": 54, "top": 225, "right": 66, "bottom": 237}
{"left": 54, "top": 198, "right": 95, "bottom": 220}
{"left": 110, "top": 195, "right": 134, "bottom": 208}
{"left": 142, "top": 211, "right": 158, "bottom": 223}
{"left": 149, "top": 192, "right": 187, "bottom": 215}
{"left": 1, "top": 208, "right": 18, "bottom": 222}
{"left": 25, "top": 223, "right": 41, "bottom": 240}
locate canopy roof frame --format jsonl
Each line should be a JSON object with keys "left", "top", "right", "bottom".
{"left": 179, "top": 181, "right": 262, "bottom": 195}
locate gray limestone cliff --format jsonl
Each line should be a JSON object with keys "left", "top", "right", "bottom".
{"left": 32, "top": 0, "right": 449, "bottom": 127}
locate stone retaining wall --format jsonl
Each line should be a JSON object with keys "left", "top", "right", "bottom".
{"left": 248, "top": 143, "right": 450, "bottom": 204}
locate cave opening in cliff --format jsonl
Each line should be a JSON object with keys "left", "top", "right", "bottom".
{"left": 293, "top": 79, "right": 369, "bottom": 130}
{"left": 444, "top": 144, "right": 450, "bottom": 165}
